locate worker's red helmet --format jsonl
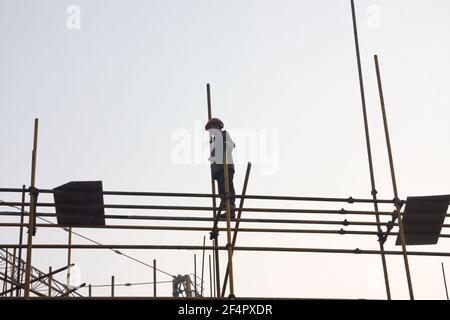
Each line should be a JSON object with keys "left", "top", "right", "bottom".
{"left": 205, "top": 118, "right": 224, "bottom": 130}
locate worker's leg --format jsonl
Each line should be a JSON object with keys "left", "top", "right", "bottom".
{"left": 212, "top": 164, "right": 226, "bottom": 210}
{"left": 228, "top": 165, "right": 236, "bottom": 208}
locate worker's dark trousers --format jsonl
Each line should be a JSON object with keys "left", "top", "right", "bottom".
{"left": 211, "top": 164, "right": 236, "bottom": 209}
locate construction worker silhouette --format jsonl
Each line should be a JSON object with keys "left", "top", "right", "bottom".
{"left": 205, "top": 118, "right": 236, "bottom": 219}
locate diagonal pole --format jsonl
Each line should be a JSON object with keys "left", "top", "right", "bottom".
{"left": 350, "top": 0, "right": 391, "bottom": 300}
{"left": 221, "top": 162, "right": 251, "bottom": 297}
{"left": 374, "top": 54, "right": 414, "bottom": 299}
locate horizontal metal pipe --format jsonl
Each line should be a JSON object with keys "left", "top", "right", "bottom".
{"left": 1, "top": 202, "right": 448, "bottom": 219}
{"left": 0, "top": 188, "right": 397, "bottom": 203}
{"left": 0, "top": 244, "right": 449, "bottom": 257}
{"left": 0, "top": 211, "right": 448, "bottom": 228}
{"left": 0, "top": 223, "right": 449, "bottom": 238}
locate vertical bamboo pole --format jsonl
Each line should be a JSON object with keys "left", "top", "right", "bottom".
{"left": 16, "top": 185, "right": 26, "bottom": 297}
{"left": 201, "top": 235, "right": 206, "bottom": 296}
{"left": 153, "top": 259, "right": 157, "bottom": 297}
{"left": 209, "top": 255, "right": 213, "bottom": 297}
{"left": 350, "top": 0, "right": 391, "bottom": 300}
{"left": 24, "top": 118, "right": 39, "bottom": 298}
{"left": 222, "top": 132, "right": 235, "bottom": 298}
{"left": 212, "top": 242, "right": 216, "bottom": 297}
{"left": 10, "top": 248, "right": 16, "bottom": 296}
{"left": 66, "top": 227, "right": 72, "bottom": 291}
{"left": 374, "top": 54, "right": 414, "bottom": 299}
{"left": 111, "top": 275, "right": 115, "bottom": 297}
{"left": 194, "top": 254, "right": 197, "bottom": 296}
{"left": 48, "top": 266, "right": 52, "bottom": 297}
{"left": 206, "top": 83, "right": 221, "bottom": 296}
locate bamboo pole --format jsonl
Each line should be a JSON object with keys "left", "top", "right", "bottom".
{"left": 0, "top": 189, "right": 399, "bottom": 204}
{"left": 1, "top": 222, "right": 449, "bottom": 237}
{"left": 221, "top": 163, "right": 251, "bottom": 297}
{"left": 222, "top": 129, "right": 235, "bottom": 298}
{"left": 48, "top": 266, "right": 52, "bottom": 297}
{"left": 442, "top": 263, "right": 449, "bottom": 300}
{"left": 2, "top": 244, "right": 450, "bottom": 257}
{"left": 374, "top": 54, "right": 414, "bottom": 299}
{"left": 16, "top": 185, "right": 26, "bottom": 297}
{"left": 209, "top": 255, "right": 213, "bottom": 298}
{"left": 24, "top": 118, "right": 39, "bottom": 298}
{"left": 206, "top": 83, "right": 221, "bottom": 296}
{"left": 66, "top": 227, "right": 72, "bottom": 291}
{"left": 201, "top": 236, "right": 205, "bottom": 296}
{"left": 350, "top": 0, "right": 391, "bottom": 300}
{"left": 153, "top": 259, "right": 157, "bottom": 297}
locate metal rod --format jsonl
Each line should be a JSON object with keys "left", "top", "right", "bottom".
{"left": 206, "top": 83, "right": 221, "bottom": 297}
{"left": 206, "top": 83, "right": 220, "bottom": 298}
{"left": 223, "top": 129, "right": 235, "bottom": 298}
{"left": 3, "top": 248, "right": 8, "bottom": 293}
{"left": 67, "top": 227, "right": 72, "bottom": 291}
{"left": 3, "top": 220, "right": 450, "bottom": 232}
{"left": 1, "top": 202, "right": 447, "bottom": 218}
{"left": 374, "top": 54, "right": 414, "bottom": 299}
{"left": 111, "top": 275, "right": 115, "bottom": 297}
{"left": 24, "top": 118, "right": 39, "bottom": 298}
{"left": 1, "top": 187, "right": 445, "bottom": 204}
{"left": 48, "top": 266, "right": 52, "bottom": 297}
{"left": 89, "top": 284, "right": 92, "bottom": 297}
{"left": 201, "top": 236, "right": 205, "bottom": 296}
{"left": 153, "top": 259, "right": 157, "bottom": 297}
{"left": 221, "top": 162, "right": 251, "bottom": 297}
{"left": 10, "top": 248, "right": 16, "bottom": 296}
{"left": 209, "top": 255, "right": 212, "bottom": 298}
{"left": 16, "top": 185, "right": 26, "bottom": 297}
{"left": 194, "top": 253, "right": 197, "bottom": 296}
{"left": 442, "top": 263, "right": 449, "bottom": 300}
{"left": 3, "top": 244, "right": 450, "bottom": 257}
{"left": 212, "top": 241, "right": 216, "bottom": 297}
{"left": 1, "top": 222, "right": 449, "bottom": 237}
{"left": 350, "top": 0, "right": 391, "bottom": 300}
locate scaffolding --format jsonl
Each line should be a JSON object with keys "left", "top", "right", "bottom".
{"left": 0, "top": 0, "right": 449, "bottom": 300}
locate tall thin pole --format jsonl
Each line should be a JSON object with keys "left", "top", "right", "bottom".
{"left": 66, "top": 227, "right": 72, "bottom": 290}
{"left": 3, "top": 249, "right": 8, "bottom": 293}
{"left": 442, "top": 263, "right": 449, "bottom": 300}
{"left": 10, "top": 248, "right": 16, "bottom": 296}
{"left": 350, "top": 0, "right": 391, "bottom": 300}
{"left": 207, "top": 83, "right": 221, "bottom": 296}
{"left": 223, "top": 131, "right": 235, "bottom": 298}
{"left": 194, "top": 254, "right": 197, "bottom": 296}
{"left": 201, "top": 235, "right": 206, "bottom": 296}
{"left": 24, "top": 118, "right": 39, "bottom": 298}
{"left": 111, "top": 275, "right": 115, "bottom": 297}
{"left": 16, "top": 185, "right": 26, "bottom": 297}
{"left": 212, "top": 242, "right": 216, "bottom": 297}
{"left": 88, "top": 284, "right": 92, "bottom": 297}
{"left": 374, "top": 54, "right": 414, "bottom": 299}
{"left": 209, "top": 254, "right": 213, "bottom": 297}
{"left": 153, "top": 259, "right": 157, "bottom": 297}
{"left": 48, "top": 266, "right": 52, "bottom": 297}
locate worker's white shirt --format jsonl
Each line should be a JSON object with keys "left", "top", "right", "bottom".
{"left": 208, "top": 129, "right": 235, "bottom": 165}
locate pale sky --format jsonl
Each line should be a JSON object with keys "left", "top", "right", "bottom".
{"left": 1, "top": 0, "right": 449, "bottom": 299}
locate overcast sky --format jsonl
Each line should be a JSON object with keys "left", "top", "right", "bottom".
{"left": 1, "top": 0, "right": 449, "bottom": 299}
